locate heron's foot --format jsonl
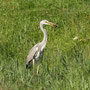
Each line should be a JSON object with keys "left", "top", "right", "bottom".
{"left": 37, "top": 65, "right": 39, "bottom": 75}
{"left": 33, "top": 65, "right": 35, "bottom": 76}
{"left": 33, "top": 70, "right": 35, "bottom": 76}
{"left": 37, "top": 70, "right": 39, "bottom": 75}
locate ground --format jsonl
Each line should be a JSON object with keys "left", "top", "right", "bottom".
{"left": 0, "top": 0, "right": 90, "bottom": 89}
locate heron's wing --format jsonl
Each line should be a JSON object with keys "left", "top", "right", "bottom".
{"left": 26, "top": 43, "right": 40, "bottom": 65}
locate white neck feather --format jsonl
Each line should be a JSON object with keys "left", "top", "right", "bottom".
{"left": 40, "top": 23, "right": 47, "bottom": 48}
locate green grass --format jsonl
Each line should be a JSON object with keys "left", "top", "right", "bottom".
{"left": 0, "top": 0, "right": 90, "bottom": 89}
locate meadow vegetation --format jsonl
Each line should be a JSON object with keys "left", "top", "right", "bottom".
{"left": 0, "top": 0, "right": 90, "bottom": 89}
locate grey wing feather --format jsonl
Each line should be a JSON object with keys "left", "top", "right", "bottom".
{"left": 26, "top": 43, "right": 40, "bottom": 65}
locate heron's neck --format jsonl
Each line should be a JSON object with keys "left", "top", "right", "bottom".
{"left": 40, "top": 23, "right": 47, "bottom": 45}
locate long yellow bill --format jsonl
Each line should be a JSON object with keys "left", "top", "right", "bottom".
{"left": 47, "top": 22, "right": 57, "bottom": 28}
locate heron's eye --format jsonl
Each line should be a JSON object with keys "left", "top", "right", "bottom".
{"left": 45, "top": 21, "right": 48, "bottom": 23}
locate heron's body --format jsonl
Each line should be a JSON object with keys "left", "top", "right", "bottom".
{"left": 26, "top": 42, "right": 44, "bottom": 67}
{"left": 26, "top": 20, "right": 56, "bottom": 75}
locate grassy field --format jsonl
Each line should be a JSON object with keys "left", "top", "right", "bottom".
{"left": 0, "top": 0, "right": 90, "bottom": 89}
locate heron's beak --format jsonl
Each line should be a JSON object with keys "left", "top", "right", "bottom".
{"left": 47, "top": 22, "right": 57, "bottom": 28}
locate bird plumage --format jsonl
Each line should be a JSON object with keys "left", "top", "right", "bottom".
{"left": 26, "top": 42, "right": 44, "bottom": 68}
{"left": 25, "top": 20, "right": 57, "bottom": 75}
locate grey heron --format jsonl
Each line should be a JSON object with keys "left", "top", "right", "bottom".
{"left": 26, "top": 20, "right": 57, "bottom": 75}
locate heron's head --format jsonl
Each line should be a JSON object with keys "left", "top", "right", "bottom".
{"left": 40, "top": 20, "right": 57, "bottom": 28}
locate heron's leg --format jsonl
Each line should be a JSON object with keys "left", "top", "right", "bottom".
{"left": 33, "top": 59, "right": 35, "bottom": 75}
{"left": 37, "top": 60, "right": 40, "bottom": 75}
